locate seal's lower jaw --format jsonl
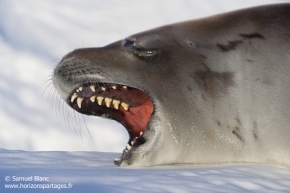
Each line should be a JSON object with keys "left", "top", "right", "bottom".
{"left": 66, "top": 83, "right": 154, "bottom": 166}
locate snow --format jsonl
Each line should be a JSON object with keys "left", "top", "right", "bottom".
{"left": 1, "top": 149, "right": 290, "bottom": 192}
{"left": 1, "top": 1, "right": 290, "bottom": 192}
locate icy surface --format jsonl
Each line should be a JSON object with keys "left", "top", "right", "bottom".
{"left": 0, "top": 149, "right": 290, "bottom": 192}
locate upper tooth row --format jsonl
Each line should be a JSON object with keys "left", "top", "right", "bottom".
{"left": 73, "top": 95, "right": 129, "bottom": 111}
{"left": 76, "top": 85, "right": 127, "bottom": 92}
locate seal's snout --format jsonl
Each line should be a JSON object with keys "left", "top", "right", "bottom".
{"left": 52, "top": 47, "right": 155, "bottom": 165}
{"left": 52, "top": 63, "right": 72, "bottom": 101}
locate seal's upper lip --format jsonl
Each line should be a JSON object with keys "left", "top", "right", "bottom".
{"left": 66, "top": 82, "right": 154, "bottom": 165}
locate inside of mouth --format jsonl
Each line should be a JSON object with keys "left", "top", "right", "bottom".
{"left": 67, "top": 83, "right": 154, "bottom": 162}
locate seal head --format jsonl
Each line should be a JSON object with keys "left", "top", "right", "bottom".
{"left": 53, "top": 4, "right": 290, "bottom": 167}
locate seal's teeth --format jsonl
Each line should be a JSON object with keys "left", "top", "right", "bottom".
{"left": 112, "top": 86, "right": 117, "bottom": 89}
{"left": 121, "top": 102, "right": 129, "bottom": 111}
{"left": 126, "top": 144, "right": 132, "bottom": 150}
{"left": 76, "top": 89, "right": 79, "bottom": 92}
{"left": 114, "top": 158, "right": 121, "bottom": 162}
{"left": 140, "top": 132, "right": 143, "bottom": 136}
{"left": 105, "top": 97, "right": 112, "bottom": 108}
{"left": 90, "top": 85, "right": 95, "bottom": 92}
{"left": 77, "top": 97, "right": 84, "bottom": 108}
{"left": 71, "top": 93, "right": 78, "bottom": 102}
{"left": 101, "top": 87, "right": 106, "bottom": 91}
{"left": 78, "top": 86, "right": 83, "bottom": 91}
{"left": 89, "top": 96, "right": 96, "bottom": 102}
{"left": 131, "top": 137, "right": 138, "bottom": 146}
{"left": 112, "top": 100, "right": 121, "bottom": 110}
{"left": 123, "top": 86, "right": 127, "bottom": 89}
{"left": 97, "top": 96, "right": 104, "bottom": 105}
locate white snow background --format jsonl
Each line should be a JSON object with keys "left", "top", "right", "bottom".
{"left": 1, "top": 0, "right": 290, "bottom": 192}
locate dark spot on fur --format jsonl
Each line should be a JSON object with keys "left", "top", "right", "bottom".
{"left": 256, "top": 78, "right": 273, "bottom": 86}
{"left": 217, "top": 40, "right": 243, "bottom": 51}
{"left": 216, "top": 121, "right": 221, "bottom": 126}
{"left": 173, "top": 39, "right": 183, "bottom": 48}
{"left": 202, "top": 93, "right": 206, "bottom": 101}
{"left": 187, "top": 40, "right": 195, "bottom": 47}
{"left": 253, "top": 121, "right": 258, "bottom": 140}
{"left": 196, "top": 109, "right": 201, "bottom": 114}
{"left": 254, "top": 133, "right": 258, "bottom": 140}
{"left": 232, "top": 130, "right": 243, "bottom": 142}
{"left": 247, "top": 59, "right": 253, "bottom": 62}
{"left": 192, "top": 70, "right": 235, "bottom": 98}
{"left": 240, "top": 33, "right": 265, "bottom": 40}
{"left": 236, "top": 118, "right": 241, "bottom": 125}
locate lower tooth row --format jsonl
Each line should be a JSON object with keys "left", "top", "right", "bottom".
{"left": 126, "top": 132, "right": 144, "bottom": 149}
{"left": 115, "top": 131, "right": 144, "bottom": 161}
{"left": 126, "top": 144, "right": 132, "bottom": 150}
{"left": 73, "top": 95, "right": 129, "bottom": 111}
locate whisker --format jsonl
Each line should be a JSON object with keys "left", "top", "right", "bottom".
{"left": 82, "top": 115, "right": 94, "bottom": 140}
{"left": 44, "top": 78, "right": 88, "bottom": 140}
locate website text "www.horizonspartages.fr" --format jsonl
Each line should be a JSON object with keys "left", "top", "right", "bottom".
{"left": 4, "top": 175, "right": 73, "bottom": 190}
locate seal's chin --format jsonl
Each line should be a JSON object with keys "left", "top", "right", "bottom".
{"left": 66, "top": 82, "right": 154, "bottom": 165}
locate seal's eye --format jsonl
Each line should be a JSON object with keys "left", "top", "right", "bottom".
{"left": 124, "top": 38, "right": 157, "bottom": 57}
{"left": 134, "top": 50, "right": 157, "bottom": 57}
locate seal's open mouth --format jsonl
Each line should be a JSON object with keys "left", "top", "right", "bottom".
{"left": 67, "top": 83, "right": 154, "bottom": 165}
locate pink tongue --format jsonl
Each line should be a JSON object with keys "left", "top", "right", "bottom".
{"left": 120, "top": 101, "right": 153, "bottom": 141}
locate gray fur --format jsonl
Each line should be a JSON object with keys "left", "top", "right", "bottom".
{"left": 53, "top": 4, "right": 290, "bottom": 167}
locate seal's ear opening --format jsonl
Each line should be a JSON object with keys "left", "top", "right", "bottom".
{"left": 66, "top": 82, "right": 154, "bottom": 165}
